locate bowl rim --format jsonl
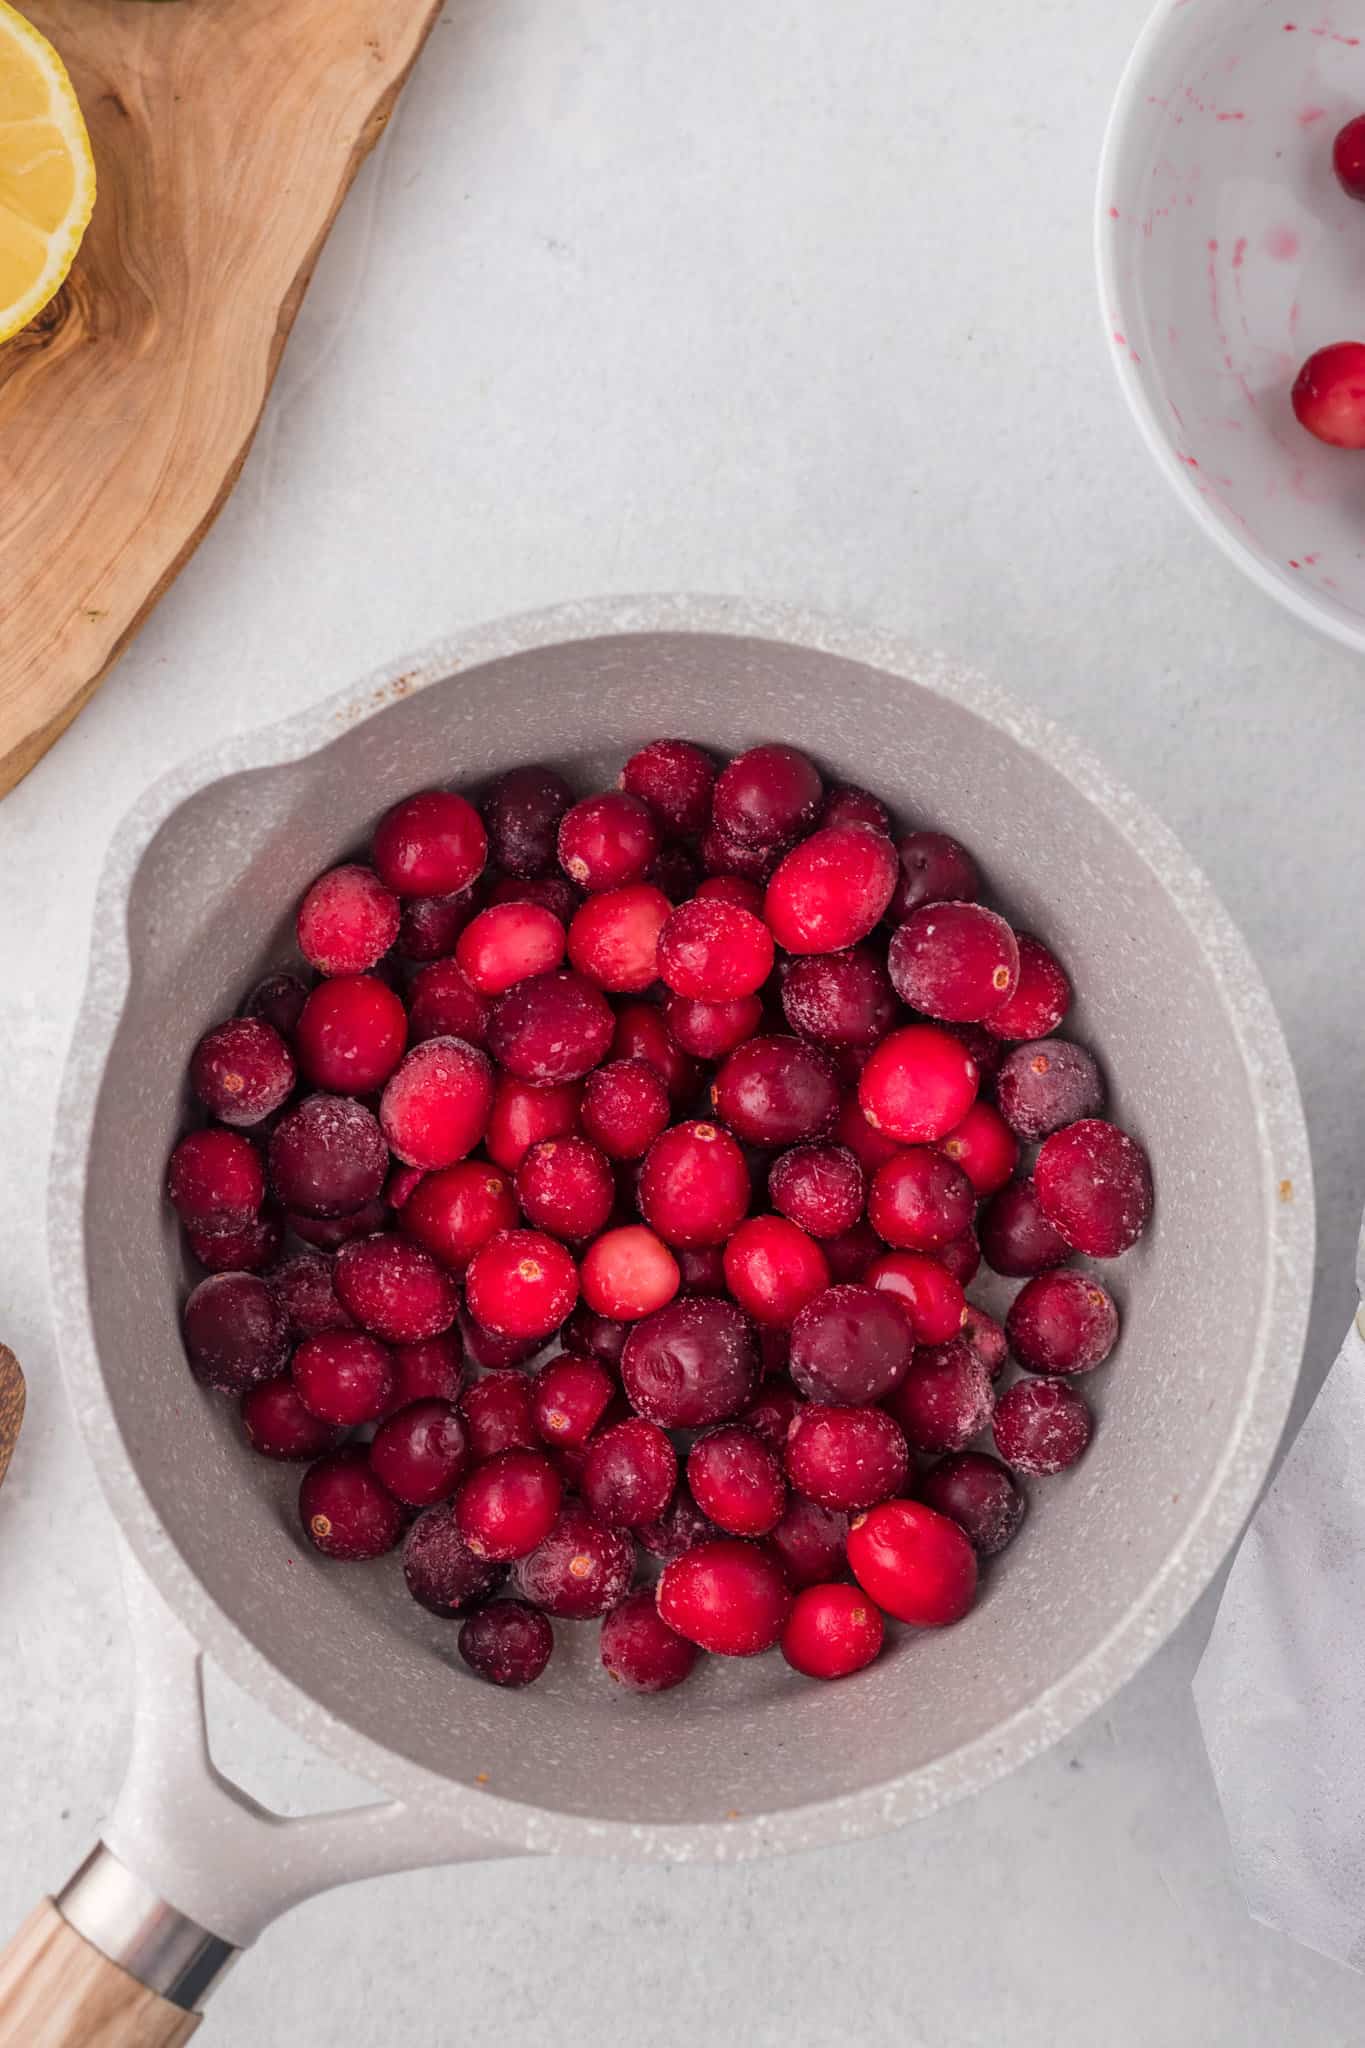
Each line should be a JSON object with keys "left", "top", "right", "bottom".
{"left": 1094, "top": 0, "right": 1365, "bottom": 659}
{"left": 48, "top": 594, "right": 1315, "bottom": 1861}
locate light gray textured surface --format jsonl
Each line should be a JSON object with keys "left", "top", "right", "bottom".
{"left": 2, "top": 0, "right": 1364, "bottom": 2040}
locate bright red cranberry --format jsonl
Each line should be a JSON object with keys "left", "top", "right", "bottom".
{"left": 722, "top": 1215, "right": 830, "bottom": 1327}
{"left": 190, "top": 1018, "right": 295, "bottom": 1126}
{"left": 567, "top": 884, "right": 670, "bottom": 993}
{"left": 823, "top": 1217, "right": 884, "bottom": 1282}
{"left": 182, "top": 1272, "right": 289, "bottom": 1394}
{"left": 663, "top": 992, "right": 763, "bottom": 1061}
{"left": 637, "top": 1488, "right": 716, "bottom": 1559}
{"left": 936, "top": 1100, "right": 1019, "bottom": 1196}
{"left": 886, "top": 1338, "right": 995, "bottom": 1454}
{"left": 481, "top": 764, "right": 573, "bottom": 877}
{"left": 847, "top": 1498, "right": 977, "bottom": 1625}
{"left": 268, "top": 1095, "right": 388, "bottom": 1219}
{"left": 767, "top": 1143, "right": 865, "bottom": 1239}
{"left": 993, "top": 1377, "right": 1093, "bottom": 1474}
{"left": 714, "top": 744, "right": 823, "bottom": 847}
{"left": 188, "top": 1210, "right": 284, "bottom": 1274}
{"left": 334, "top": 1234, "right": 458, "bottom": 1342}
{"left": 766, "top": 1495, "right": 848, "bottom": 1588}
{"left": 402, "top": 1161, "right": 519, "bottom": 1271}
{"left": 695, "top": 873, "right": 766, "bottom": 914}
{"left": 460, "top": 1371, "right": 538, "bottom": 1459}
{"left": 372, "top": 789, "right": 487, "bottom": 898}
{"left": 621, "top": 1294, "right": 759, "bottom": 1426}
{"left": 834, "top": 1092, "right": 905, "bottom": 1173}
{"left": 610, "top": 1001, "right": 699, "bottom": 1104}
{"left": 485, "top": 1074, "right": 581, "bottom": 1171}
{"left": 379, "top": 1037, "right": 495, "bottom": 1169}
{"left": 1293, "top": 340, "right": 1365, "bottom": 448}
{"left": 866, "top": 1250, "right": 965, "bottom": 1344}
{"left": 465, "top": 1228, "right": 579, "bottom": 1340}
{"left": 822, "top": 782, "right": 891, "bottom": 834}
{"left": 292, "top": 1328, "right": 395, "bottom": 1424}
{"left": 386, "top": 1332, "right": 465, "bottom": 1408}
{"left": 297, "top": 864, "right": 400, "bottom": 975}
{"left": 676, "top": 1244, "right": 728, "bottom": 1293}
{"left": 514, "top": 1499, "right": 635, "bottom": 1616}
{"left": 638, "top": 1120, "right": 750, "bottom": 1249}
{"left": 937, "top": 1227, "right": 981, "bottom": 1287}
{"left": 385, "top": 1164, "right": 425, "bottom": 1211}
{"left": 782, "top": 1583, "right": 884, "bottom": 1680}
{"left": 488, "top": 875, "right": 582, "bottom": 923}
{"left": 858, "top": 1024, "right": 978, "bottom": 1144}
{"left": 168, "top": 1128, "right": 264, "bottom": 1232}
{"left": 889, "top": 902, "right": 1019, "bottom": 1023}
{"left": 300, "top": 1448, "right": 403, "bottom": 1560}
{"left": 403, "top": 1499, "right": 505, "bottom": 1613}
{"left": 241, "top": 1376, "right": 342, "bottom": 1460}
{"left": 370, "top": 1398, "right": 469, "bottom": 1504}
{"left": 620, "top": 739, "right": 716, "bottom": 835}
{"left": 558, "top": 791, "right": 660, "bottom": 892}
{"left": 656, "top": 898, "right": 773, "bottom": 1002}
{"left": 781, "top": 946, "right": 897, "bottom": 1050}
{"left": 889, "top": 831, "right": 980, "bottom": 922}
{"left": 700, "top": 819, "right": 788, "bottom": 883}
{"left": 561, "top": 1303, "right": 630, "bottom": 1364}
{"left": 294, "top": 976, "right": 407, "bottom": 1094}
{"left": 456, "top": 901, "right": 565, "bottom": 996}
{"left": 1007, "top": 1269, "right": 1119, "bottom": 1375}
{"left": 244, "top": 971, "right": 309, "bottom": 1037}
{"left": 979, "top": 1176, "right": 1070, "bottom": 1277}
{"left": 657, "top": 1538, "right": 792, "bottom": 1656}
{"left": 868, "top": 1149, "right": 974, "bottom": 1253}
{"left": 997, "top": 1040, "right": 1104, "bottom": 1142}
{"left": 1334, "top": 113, "right": 1365, "bottom": 199}
{"left": 580, "top": 1224, "right": 680, "bottom": 1320}
{"left": 687, "top": 1425, "right": 786, "bottom": 1537}
{"left": 1035, "top": 1118, "right": 1153, "bottom": 1257}
{"left": 961, "top": 1304, "right": 1008, "bottom": 1379}
{"left": 458, "top": 1600, "right": 554, "bottom": 1687}
{"left": 601, "top": 1588, "right": 700, "bottom": 1693}
{"left": 455, "top": 1448, "right": 563, "bottom": 1560}
{"left": 407, "top": 959, "right": 489, "bottom": 1048}
{"left": 515, "top": 1136, "right": 615, "bottom": 1241}
{"left": 787, "top": 1283, "right": 914, "bottom": 1405}
{"left": 488, "top": 970, "right": 614, "bottom": 1086}
{"left": 286, "top": 1198, "right": 388, "bottom": 1251}
{"left": 579, "top": 1059, "right": 671, "bottom": 1161}
{"left": 785, "top": 1404, "right": 909, "bottom": 1511}
{"left": 764, "top": 824, "right": 898, "bottom": 955}
{"left": 397, "top": 888, "right": 478, "bottom": 962}
{"left": 920, "top": 1451, "right": 1026, "bottom": 1556}
{"left": 530, "top": 1352, "right": 614, "bottom": 1447}
{"left": 580, "top": 1417, "right": 677, "bottom": 1528}
{"left": 741, "top": 1379, "right": 802, "bottom": 1450}
{"left": 711, "top": 1035, "right": 839, "bottom": 1147}
{"left": 985, "top": 933, "right": 1071, "bottom": 1041}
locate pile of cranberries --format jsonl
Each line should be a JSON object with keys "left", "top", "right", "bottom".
{"left": 167, "top": 740, "right": 1152, "bottom": 1695}
{"left": 1291, "top": 114, "right": 1365, "bottom": 449}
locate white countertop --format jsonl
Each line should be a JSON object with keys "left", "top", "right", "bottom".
{"left": 3, "top": 0, "right": 1364, "bottom": 2039}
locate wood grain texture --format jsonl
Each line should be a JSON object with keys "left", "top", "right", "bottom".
{"left": 0, "top": 1904, "right": 199, "bottom": 2046}
{"left": 0, "top": 0, "right": 443, "bottom": 796}
{"left": 0, "top": 1347, "right": 23, "bottom": 1490}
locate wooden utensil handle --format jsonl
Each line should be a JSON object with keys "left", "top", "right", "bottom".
{"left": 0, "top": 1904, "right": 199, "bottom": 2046}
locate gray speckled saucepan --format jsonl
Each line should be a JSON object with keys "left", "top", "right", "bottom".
{"left": 14, "top": 598, "right": 1314, "bottom": 2039}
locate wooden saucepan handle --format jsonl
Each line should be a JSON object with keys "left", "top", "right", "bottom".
{"left": 0, "top": 1903, "right": 199, "bottom": 2047}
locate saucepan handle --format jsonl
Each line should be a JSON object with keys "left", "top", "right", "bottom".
{"left": 0, "top": 1897, "right": 204, "bottom": 2047}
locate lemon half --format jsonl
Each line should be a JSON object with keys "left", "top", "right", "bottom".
{"left": 0, "top": 0, "right": 95, "bottom": 343}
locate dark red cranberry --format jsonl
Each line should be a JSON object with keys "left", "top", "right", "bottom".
{"left": 567, "top": 884, "right": 670, "bottom": 993}
{"left": 741, "top": 1379, "right": 802, "bottom": 1451}
{"left": 943, "top": 1021, "right": 1006, "bottom": 1086}
{"left": 858, "top": 1024, "right": 978, "bottom": 1144}
{"left": 638, "top": 1120, "right": 750, "bottom": 1249}
{"left": 620, "top": 739, "right": 716, "bottom": 835}
{"left": 456, "top": 1448, "right": 563, "bottom": 1560}
{"left": 457, "top": 1307, "right": 542, "bottom": 1371}
{"left": 637, "top": 1488, "right": 716, "bottom": 1560}
{"left": 711, "top": 1035, "right": 839, "bottom": 1147}
{"left": 997, "top": 1040, "right": 1104, "bottom": 1141}
{"left": 187, "top": 1210, "right": 283, "bottom": 1274}
{"left": 888, "top": 903, "right": 1019, "bottom": 1023}
{"left": 700, "top": 819, "right": 789, "bottom": 883}
{"left": 370, "top": 1398, "right": 469, "bottom": 1505}
{"left": 834, "top": 1092, "right": 906, "bottom": 1172}
{"left": 656, "top": 899, "right": 773, "bottom": 1003}
{"left": 487, "top": 875, "right": 582, "bottom": 923}
{"left": 530, "top": 1353, "right": 615, "bottom": 1447}
{"left": 334, "top": 1234, "right": 459, "bottom": 1342}
{"left": 481, "top": 764, "right": 574, "bottom": 878}
{"left": 182, "top": 1272, "right": 289, "bottom": 1394}
{"left": 380, "top": 1037, "right": 495, "bottom": 1170}
{"left": 764, "top": 825, "right": 898, "bottom": 955}
{"left": 663, "top": 992, "right": 763, "bottom": 1061}
{"left": 993, "top": 1377, "right": 1093, "bottom": 1474}
{"left": 465, "top": 1228, "right": 579, "bottom": 1341}
{"left": 287, "top": 1198, "right": 389, "bottom": 1250}
{"left": 515, "top": 1136, "right": 614, "bottom": 1241}
{"left": 846, "top": 1498, "right": 977, "bottom": 1626}
{"left": 293, "top": 1328, "right": 396, "bottom": 1425}
{"left": 822, "top": 782, "right": 891, "bottom": 834}
{"left": 397, "top": 889, "right": 478, "bottom": 962}
{"left": 781, "top": 946, "right": 897, "bottom": 1050}
{"left": 580, "top": 1224, "right": 680, "bottom": 1320}
{"left": 714, "top": 744, "right": 823, "bottom": 848}
{"left": 677, "top": 1244, "right": 728, "bottom": 1293}
{"left": 582, "top": 1417, "right": 678, "bottom": 1528}
{"left": 1333, "top": 111, "right": 1365, "bottom": 199}
{"left": 767, "top": 1143, "right": 865, "bottom": 1240}
{"left": 240, "top": 1376, "right": 342, "bottom": 1460}
{"left": 936, "top": 1100, "right": 1019, "bottom": 1196}
{"left": 372, "top": 789, "right": 487, "bottom": 898}
{"left": 979, "top": 1177, "right": 1070, "bottom": 1277}
{"left": 386, "top": 1332, "right": 465, "bottom": 1408}
{"left": 488, "top": 970, "right": 614, "bottom": 1086}
{"left": 695, "top": 873, "right": 766, "bottom": 914}
{"left": 687, "top": 1425, "right": 786, "bottom": 1537}
{"left": 402, "top": 1161, "right": 519, "bottom": 1271}
{"left": 558, "top": 791, "right": 660, "bottom": 892}
{"left": 601, "top": 1589, "right": 700, "bottom": 1692}
{"left": 297, "top": 864, "right": 400, "bottom": 975}
{"left": 781, "top": 1583, "right": 884, "bottom": 1679}
{"left": 513, "top": 1499, "right": 635, "bottom": 1617}
{"left": 169, "top": 1128, "right": 265, "bottom": 1232}
{"left": 300, "top": 1447, "right": 403, "bottom": 1560}
{"left": 920, "top": 1451, "right": 1026, "bottom": 1556}
{"left": 403, "top": 1499, "right": 505, "bottom": 1613}
{"left": 766, "top": 1495, "right": 848, "bottom": 1588}
{"left": 646, "top": 843, "right": 704, "bottom": 905}
{"left": 787, "top": 1283, "right": 914, "bottom": 1405}
{"left": 866, "top": 1250, "right": 965, "bottom": 1344}
{"left": 610, "top": 1001, "right": 699, "bottom": 1105}
{"left": 268, "top": 1095, "right": 388, "bottom": 1218}
{"left": 485, "top": 1074, "right": 582, "bottom": 1172}
{"left": 984, "top": 933, "right": 1071, "bottom": 1041}
{"left": 385, "top": 1164, "right": 425, "bottom": 1211}
{"left": 936, "top": 1227, "right": 981, "bottom": 1287}
{"left": 407, "top": 959, "right": 490, "bottom": 1048}
{"left": 1035, "top": 1119, "right": 1153, "bottom": 1258}
{"left": 459, "top": 1372, "right": 538, "bottom": 1460}
{"left": 657, "top": 1538, "right": 792, "bottom": 1655}
{"left": 243, "top": 971, "right": 309, "bottom": 1038}
{"left": 579, "top": 1059, "right": 670, "bottom": 1161}
{"left": 621, "top": 1295, "right": 759, "bottom": 1426}
{"left": 190, "top": 1017, "right": 295, "bottom": 1127}
{"left": 823, "top": 1217, "right": 884, "bottom": 1282}
{"left": 458, "top": 1599, "right": 554, "bottom": 1687}
{"left": 1007, "top": 1269, "right": 1119, "bottom": 1375}
{"left": 961, "top": 1304, "right": 1008, "bottom": 1379}
{"left": 722, "top": 1215, "right": 830, "bottom": 1326}
{"left": 888, "top": 831, "right": 980, "bottom": 922}
{"left": 560, "top": 1303, "right": 630, "bottom": 1365}
{"left": 785, "top": 1404, "right": 909, "bottom": 1511}
{"left": 456, "top": 901, "right": 565, "bottom": 996}
{"left": 294, "top": 976, "right": 407, "bottom": 1094}
{"left": 868, "top": 1149, "right": 974, "bottom": 1253}
{"left": 1291, "top": 342, "right": 1365, "bottom": 448}
{"left": 885, "top": 1338, "right": 995, "bottom": 1454}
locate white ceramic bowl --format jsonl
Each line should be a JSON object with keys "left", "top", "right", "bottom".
{"left": 1098, "top": 0, "right": 1365, "bottom": 651}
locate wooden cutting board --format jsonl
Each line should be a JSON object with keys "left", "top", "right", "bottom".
{"left": 0, "top": 0, "right": 443, "bottom": 797}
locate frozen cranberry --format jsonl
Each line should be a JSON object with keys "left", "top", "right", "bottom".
{"left": 488, "top": 971, "right": 614, "bottom": 1086}
{"left": 407, "top": 959, "right": 489, "bottom": 1048}
{"left": 286, "top": 1197, "right": 389, "bottom": 1251}
{"left": 297, "top": 864, "right": 399, "bottom": 976}
{"left": 637, "top": 1488, "right": 715, "bottom": 1560}
{"left": 456, "top": 901, "right": 565, "bottom": 996}
{"left": 993, "top": 1377, "right": 1093, "bottom": 1474}
{"left": 370, "top": 1399, "right": 470, "bottom": 1505}
{"left": 781, "top": 946, "right": 897, "bottom": 1050}
{"left": 182, "top": 1272, "right": 289, "bottom": 1394}
{"left": 380, "top": 1037, "right": 495, "bottom": 1169}
{"left": 936, "top": 1100, "right": 1019, "bottom": 1196}
{"left": 460, "top": 1372, "right": 538, "bottom": 1460}
{"left": 764, "top": 824, "right": 898, "bottom": 955}
{"left": 481, "top": 764, "right": 573, "bottom": 878}
{"left": 1007, "top": 1269, "right": 1119, "bottom": 1376}
{"left": 889, "top": 831, "right": 980, "bottom": 921}
{"left": 767, "top": 1143, "right": 865, "bottom": 1239}
{"left": 621, "top": 1295, "right": 759, "bottom": 1426}
{"left": 711, "top": 1036, "right": 839, "bottom": 1147}
{"left": 458, "top": 1599, "right": 554, "bottom": 1687}
{"left": 655, "top": 899, "right": 772, "bottom": 1003}
{"left": 241, "top": 1376, "right": 342, "bottom": 1460}
{"left": 187, "top": 1210, "right": 283, "bottom": 1274}
{"left": 979, "top": 1176, "right": 1070, "bottom": 1277}
{"left": 997, "top": 1040, "right": 1104, "bottom": 1142}
{"left": 268, "top": 1093, "right": 389, "bottom": 1219}
{"left": 294, "top": 976, "right": 406, "bottom": 1094}
{"left": 937, "top": 1228, "right": 981, "bottom": 1287}
{"left": 580, "top": 1059, "right": 671, "bottom": 1160}
{"left": 887, "top": 1339, "right": 995, "bottom": 1455}
{"left": 658, "top": 1538, "right": 792, "bottom": 1656}
{"left": 620, "top": 739, "right": 716, "bottom": 835}
{"left": 1292, "top": 341, "right": 1365, "bottom": 448}
{"left": 611, "top": 1001, "right": 699, "bottom": 1105}
{"left": 687, "top": 1426, "right": 786, "bottom": 1537}
{"left": 888, "top": 902, "right": 1019, "bottom": 1023}
{"left": 514, "top": 1499, "right": 635, "bottom": 1617}
{"left": 561, "top": 1303, "right": 630, "bottom": 1365}
{"left": 190, "top": 1017, "right": 295, "bottom": 1127}
{"left": 920, "top": 1451, "right": 1026, "bottom": 1556}
{"left": 460, "top": 1308, "right": 543, "bottom": 1372}
{"left": 334, "top": 1234, "right": 458, "bottom": 1342}
{"left": 1334, "top": 112, "right": 1365, "bottom": 199}
{"left": 695, "top": 873, "right": 766, "bottom": 915}
{"left": 397, "top": 889, "right": 478, "bottom": 962}
{"left": 169, "top": 1128, "right": 265, "bottom": 1232}
{"left": 488, "top": 875, "right": 582, "bottom": 923}
{"left": 291, "top": 1328, "right": 394, "bottom": 1424}
{"left": 782, "top": 1583, "right": 884, "bottom": 1679}
{"left": 580, "top": 1417, "right": 676, "bottom": 1528}
{"left": 402, "top": 1161, "right": 519, "bottom": 1271}
{"left": 741, "top": 1380, "right": 802, "bottom": 1451}
{"left": 567, "top": 884, "right": 670, "bottom": 993}
{"left": 372, "top": 790, "right": 487, "bottom": 898}
{"left": 786, "top": 1283, "right": 913, "bottom": 1405}
{"left": 962, "top": 1305, "right": 1008, "bottom": 1379}
{"left": 385, "top": 1164, "right": 425, "bottom": 1211}
{"left": 714, "top": 744, "right": 823, "bottom": 847}
{"left": 700, "top": 819, "right": 788, "bottom": 883}
{"left": 661, "top": 992, "right": 760, "bottom": 1062}
{"left": 643, "top": 845, "right": 700, "bottom": 909}
{"left": 244, "top": 971, "right": 308, "bottom": 1038}
{"left": 515, "top": 1137, "right": 615, "bottom": 1241}
{"left": 785, "top": 1404, "right": 909, "bottom": 1511}
{"left": 485, "top": 1075, "right": 582, "bottom": 1172}
{"left": 300, "top": 1448, "right": 403, "bottom": 1561}
{"left": 944, "top": 1021, "right": 1006, "bottom": 1086}
{"left": 822, "top": 782, "right": 891, "bottom": 835}
{"left": 558, "top": 792, "right": 660, "bottom": 892}
{"left": 766, "top": 1495, "right": 848, "bottom": 1588}
{"left": 403, "top": 1499, "right": 504, "bottom": 1614}
{"left": 722, "top": 1215, "right": 830, "bottom": 1327}
{"left": 868, "top": 1149, "right": 974, "bottom": 1253}
{"left": 386, "top": 1332, "right": 465, "bottom": 1408}
{"left": 601, "top": 1589, "right": 699, "bottom": 1693}
{"left": 866, "top": 1251, "right": 965, "bottom": 1344}
{"left": 823, "top": 1217, "right": 883, "bottom": 1282}
{"left": 674, "top": 1244, "right": 727, "bottom": 1295}
{"left": 985, "top": 933, "right": 1071, "bottom": 1041}
{"left": 465, "top": 1229, "right": 579, "bottom": 1341}
{"left": 580, "top": 1224, "right": 681, "bottom": 1320}
{"left": 1035, "top": 1118, "right": 1153, "bottom": 1258}
{"left": 847, "top": 1498, "right": 977, "bottom": 1625}
{"left": 858, "top": 1024, "right": 978, "bottom": 1144}
{"left": 759, "top": 1323, "right": 792, "bottom": 1377}
{"left": 638, "top": 1120, "right": 750, "bottom": 1249}
{"left": 834, "top": 1092, "right": 905, "bottom": 1173}
{"left": 456, "top": 1448, "right": 563, "bottom": 1560}
{"left": 530, "top": 1352, "right": 614, "bottom": 1447}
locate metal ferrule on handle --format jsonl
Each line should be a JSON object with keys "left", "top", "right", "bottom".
{"left": 57, "top": 1846, "right": 237, "bottom": 2013}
